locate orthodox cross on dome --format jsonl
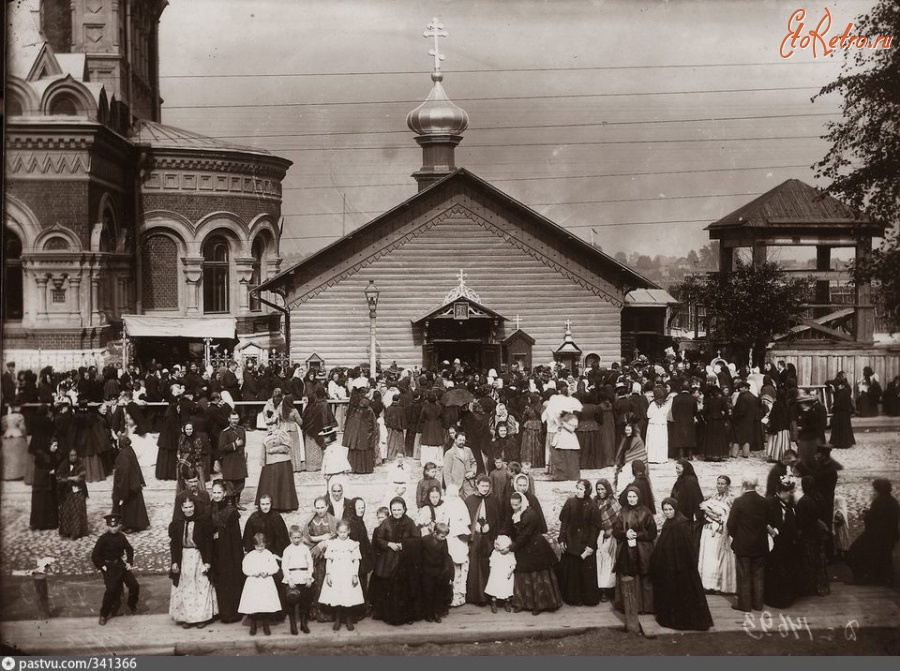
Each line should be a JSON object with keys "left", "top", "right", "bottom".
{"left": 424, "top": 17, "right": 448, "bottom": 76}
{"left": 565, "top": 319, "right": 573, "bottom": 334}
{"left": 444, "top": 268, "right": 481, "bottom": 303}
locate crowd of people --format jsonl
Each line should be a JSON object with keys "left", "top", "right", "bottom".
{"left": 1, "top": 351, "right": 898, "bottom": 636}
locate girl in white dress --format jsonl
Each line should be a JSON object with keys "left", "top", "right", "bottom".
{"left": 239, "top": 532, "right": 282, "bottom": 636}
{"left": 484, "top": 535, "right": 516, "bottom": 613}
{"left": 318, "top": 520, "right": 364, "bottom": 631}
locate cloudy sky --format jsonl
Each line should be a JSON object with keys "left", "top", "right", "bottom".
{"left": 156, "top": 0, "right": 875, "bottom": 262}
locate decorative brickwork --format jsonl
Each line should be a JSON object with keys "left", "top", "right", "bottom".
{"left": 140, "top": 234, "right": 179, "bottom": 309}
{"left": 141, "top": 193, "right": 281, "bottom": 227}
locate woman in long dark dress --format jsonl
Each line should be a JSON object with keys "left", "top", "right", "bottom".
{"left": 209, "top": 481, "right": 245, "bottom": 623}
{"left": 344, "top": 497, "right": 372, "bottom": 619}
{"left": 255, "top": 428, "right": 299, "bottom": 512}
{"left": 764, "top": 481, "right": 799, "bottom": 608}
{"left": 519, "top": 398, "right": 545, "bottom": 468}
{"left": 556, "top": 478, "right": 602, "bottom": 606}
{"left": 848, "top": 478, "right": 900, "bottom": 586}
{"left": 302, "top": 387, "right": 335, "bottom": 472}
{"left": 702, "top": 387, "right": 730, "bottom": 461}
{"left": 612, "top": 485, "right": 657, "bottom": 614}
{"left": 30, "top": 438, "right": 62, "bottom": 530}
{"left": 510, "top": 473, "right": 547, "bottom": 533}
{"left": 370, "top": 497, "right": 422, "bottom": 625}
{"left": 670, "top": 459, "right": 704, "bottom": 554}
{"left": 650, "top": 497, "right": 713, "bottom": 631}
{"left": 176, "top": 423, "right": 206, "bottom": 494}
{"left": 795, "top": 476, "right": 830, "bottom": 597}
{"left": 156, "top": 384, "right": 189, "bottom": 481}
{"left": 508, "top": 492, "right": 563, "bottom": 615}
{"left": 575, "top": 402, "right": 602, "bottom": 470}
{"left": 57, "top": 448, "right": 89, "bottom": 540}
{"left": 345, "top": 392, "right": 377, "bottom": 474}
{"left": 597, "top": 392, "right": 617, "bottom": 468}
{"left": 465, "top": 475, "right": 501, "bottom": 606}
{"left": 829, "top": 380, "right": 856, "bottom": 449}
{"left": 26, "top": 404, "right": 56, "bottom": 487}
{"left": 618, "top": 459, "right": 656, "bottom": 514}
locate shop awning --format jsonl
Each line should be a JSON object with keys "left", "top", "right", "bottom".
{"left": 624, "top": 288, "right": 679, "bottom": 308}
{"left": 123, "top": 315, "right": 237, "bottom": 339}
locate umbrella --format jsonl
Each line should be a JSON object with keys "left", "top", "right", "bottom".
{"left": 441, "top": 388, "right": 475, "bottom": 407}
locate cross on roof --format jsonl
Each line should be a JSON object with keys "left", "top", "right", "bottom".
{"left": 457, "top": 269, "right": 467, "bottom": 284}
{"left": 424, "top": 18, "right": 448, "bottom": 74}
{"left": 565, "top": 319, "right": 572, "bottom": 333}
{"left": 515, "top": 315, "right": 522, "bottom": 330}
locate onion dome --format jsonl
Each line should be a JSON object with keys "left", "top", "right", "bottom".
{"left": 406, "top": 71, "right": 469, "bottom": 136}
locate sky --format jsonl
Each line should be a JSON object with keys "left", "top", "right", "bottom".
{"left": 155, "top": 0, "right": 878, "bottom": 262}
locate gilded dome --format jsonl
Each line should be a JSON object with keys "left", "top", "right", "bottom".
{"left": 406, "top": 72, "right": 469, "bottom": 136}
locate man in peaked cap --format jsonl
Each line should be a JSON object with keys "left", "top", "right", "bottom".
{"left": 90, "top": 513, "right": 140, "bottom": 625}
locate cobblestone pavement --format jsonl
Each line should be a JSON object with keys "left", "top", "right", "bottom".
{"left": 1, "top": 430, "right": 897, "bottom": 578}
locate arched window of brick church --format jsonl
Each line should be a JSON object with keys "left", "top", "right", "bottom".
{"left": 49, "top": 95, "right": 79, "bottom": 116}
{"left": 203, "top": 235, "right": 230, "bottom": 314}
{"left": 249, "top": 236, "right": 265, "bottom": 312}
{"left": 4, "top": 229, "right": 24, "bottom": 321}
{"left": 141, "top": 234, "right": 178, "bottom": 311}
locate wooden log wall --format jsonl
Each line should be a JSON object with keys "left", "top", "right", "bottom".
{"left": 288, "top": 216, "right": 622, "bottom": 369}
{"left": 768, "top": 345, "right": 900, "bottom": 387}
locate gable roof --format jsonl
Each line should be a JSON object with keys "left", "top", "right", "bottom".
{"left": 706, "top": 179, "right": 878, "bottom": 233}
{"left": 502, "top": 329, "right": 536, "bottom": 346}
{"left": 259, "top": 168, "right": 659, "bottom": 301}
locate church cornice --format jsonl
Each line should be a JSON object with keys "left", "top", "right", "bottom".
{"left": 141, "top": 152, "right": 291, "bottom": 180}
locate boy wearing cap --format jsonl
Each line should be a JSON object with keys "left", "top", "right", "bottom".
{"left": 90, "top": 513, "right": 140, "bottom": 625}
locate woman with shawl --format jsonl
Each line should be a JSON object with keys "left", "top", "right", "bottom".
{"left": 73, "top": 402, "right": 111, "bottom": 482}
{"left": 255, "top": 428, "right": 299, "bottom": 512}
{"left": 278, "top": 394, "right": 305, "bottom": 472}
{"left": 519, "top": 395, "right": 545, "bottom": 468}
{"left": 848, "top": 478, "right": 900, "bottom": 586}
{"left": 342, "top": 389, "right": 378, "bottom": 473}
{"left": 764, "top": 388, "right": 792, "bottom": 462}
{"left": 508, "top": 491, "right": 563, "bottom": 615}
{"left": 702, "top": 386, "right": 730, "bottom": 461}
{"left": 670, "top": 459, "right": 704, "bottom": 553}
{"left": 156, "top": 384, "right": 190, "bottom": 481}
{"left": 301, "top": 496, "right": 339, "bottom": 622}
{"left": 370, "top": 497, "right": 422, "bottom": 625}
{"left": 645, "top": 386, "right": 672, "bottom": 464}
{"left": 795, "top": 476, "right": 831, "bottom": 597}
{"left": 617, "top": 459, "right": 656, "bottom": 514}
{"left": 30, "top": 436, "right": 62, "bottom": 530}
{"left": 209, "top": 481, "right": 245, "bottom": 623}
{"left": 510, "top": 473, "right": 547, "bottom": 533}
{"left": 242, "top": 494, "right": 290, "bottom": 554}
{"left": 829, "top": 379, "right": 856, "bottom": 449}
{"left": 56, "top": 447, "right": 89, "bottom": 539}
{"left": 698, "top": 475, "right": 737, "bottom": 594}
{"left": 112, "top": 436, "right": 150, "bottom": 532}
{"left": 597, "top": 390, "right": 617, "bottom": 468}
{"left": 383, "top": 389, "right": 407, "bottom": 460}
{"left": 613, "top": 421, "right": 647, "bottom": 484}
{"left": 168, "top": 497, "right": 218, "bottom": 628}
{"left": 612, "top": 484, "right": 657, "bottom": 614}
{"left": 650, "top": 497, "right": 714, "bottom": 631}
{"left": 301, "top": 386, "right": 335, "bottom": 472}
{"left": 465, "top": 475, "right": 502, "bottom": 605}
{"left": 556, "top": 478, "right": 603, "bottom": 606}
{"left": 419, "top": 391, "right": 444, "bottom": 468}
{"left": 765, "top": 481, "right": 799, "bottom": 608}
{"left": 594, "top": 479, "right": 621, "bottom": 601}
{"left": 575, "top": 400, "right": 602, "bottom": 470}
{"left": 26, "top": 403, "right": 56, "bottom": 487}
{"left": 344, "top": 497, "right": 372, "bottom": 619}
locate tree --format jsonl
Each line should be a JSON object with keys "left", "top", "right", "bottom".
{"left": 686, "top": 249, "right": 700, "bottom": 268}
{"left": 672, "top": 261, "right": 811, "bottom": 366}
{"left": 614, "top": 251, "right": 628, "bottom": 264}
{"left": 813, "top": 0, "right": 900, "bottom": 329}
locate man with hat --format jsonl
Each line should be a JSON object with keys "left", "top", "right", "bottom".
{"left": 796, "top": 392, "right": 827, "bottom": 469}
{"left": 173, "top": 468, "right": 211, "bottom": 522}
{"left": 90, "top": 513, "right": 140, "bottom": 625}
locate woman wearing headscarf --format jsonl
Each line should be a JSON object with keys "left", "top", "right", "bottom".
{"left": 764, "top": 387, "right": 792, "bottom": 462}
{"left": 556, "top": 478, "right": 602, "bottom": 606}
{"left": 645, "top": 386, "right": 672, "bottom": 464}
{"left": 56, "top": 447, "right": 89, "bottom": 540}
{"left": 255, "top": 428, "right": 299, "bottom": 512}
{"left": 209, "top": 480, "right": 245, "bottom": 623}
{"left": 848, "top": 478, "right": 900, "bottom": 586}
{"left": 26, "top": 403, "right": 56, "bottom": 487}
{"left": 383, "top": 389, "right": 407, "bottom": 460}
{"left": 168, "top": 497, "right": 218, "bottom": 628}
{"left": 176, "top": 423, "right": 205, "bottom": 496}
{"left": 370, "top": 497, "right": 422, "bottom": 625}
{"left": 613, "top": 421, "right": 646, "bottom": 484}
{"left": 30, "top": 436, "right": 63, "bottom": 530}
{"left": 301, "top": 386, "right": 335, "bottom": 472}
{"left": 302, "top": 496, "right": 339, "bottom": 622}
{"left": 702, "top": 386, "right": 730, "bottom": 462}
{"left": 596, "top": 389, "right": 617, "bottom": 468}
{"left": 344, "top": 497, "right": 372, "bottom": 620}
{"left": 670, "top": 459, "right": 704, "bottom": 554}
{"left": 764, "top": 481, "right": 799, "bottom": 608}
{"left": 419, "top": 391, "right": 445, "bottom": 468}
{"left": 698, "top": 475, "right": 737, "bottom": 594}
{"left": 465, "top": 475, "right": 502, "bottom": 606}
{"left": 509, "top": 473, "right": 547, "bottom": 533}
{"left": 612, "top": 484, "right": 657, "bottom": 614}
{"left": 519, "top": 395, "right": 545, "bottom": 468}
{"left": 650, "top": 497, "right": 714, "bottom": 631}
{"left": 278, "top": 394, "right": 305, "bottom": 472}
{"left": 508, "top": 492, "right": 563, "bottom": 615}
{"left": 829, "top": 379, "right": 856, "bottom": 449}
{"left": 594, "top": 479, "right": 621, "bottom": 602}
{"left": 795, "top": 476, "right": 831, "bottom": 597}
{"left": 617, "top": 459, "right": 656, "bottom": 514}
{"left": 344, "top": 391, "right": 377, "bottom": 474}
{"left": 575, "top": 397, "right": 602, "bottom": 470}
{"left": 156, "top": 383, "right": 190, "bottom": 481}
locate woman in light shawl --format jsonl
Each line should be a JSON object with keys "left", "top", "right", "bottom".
{"left": 698, "top": 475, "right": 737, "bottom": 594}
{"left": 594, "top": 478, "right": 621, "bottom": 601}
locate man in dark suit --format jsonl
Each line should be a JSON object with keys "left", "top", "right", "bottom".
{"left": 727, "top": 476, "right": 772, "bottom": 612}
{"left": 218, "top": 411, "right": 248, "bottom": 510}
{"left": 670, "top": 385, "right": 698, "bottom": 459}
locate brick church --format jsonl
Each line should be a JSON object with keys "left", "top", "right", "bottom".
{"left": 3, "top": 0, "right": 292, "bottom": 369}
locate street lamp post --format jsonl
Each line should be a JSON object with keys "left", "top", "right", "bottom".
{"left": 364, "top": 280, "right": 380, "bottom": 379}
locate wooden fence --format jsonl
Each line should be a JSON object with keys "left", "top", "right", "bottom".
{"left": 768, "top": 345, "right": 900, "bottom": 387}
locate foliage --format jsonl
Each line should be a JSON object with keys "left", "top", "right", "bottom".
{"left": 812, "top": 0, "right": 900, "bottom": 324}
{"left": 672, "top": 262, "right": 812, "bottom": 362}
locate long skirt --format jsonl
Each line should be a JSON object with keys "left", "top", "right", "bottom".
{"left": 322, "top": 444, "right": 352, "bottom": 476}
{"left": 544, "top": 433, "right": 556, "bottom": 473}
{"left": 576, "top": 430, "right": 602, "bottom": 470}
{"left": 155, "top": 447, "right": 178, "bottom": 481}
{"left": 255, "top": 462, "right": 298, "bottom": 512}
{"left": 765, "top": 430, "right": 792, "bottom": 462}
{"left": 420, "top": 445, "right": 443, "bottom": 470}
{"left": 512, "top": 568, "right": 563, "bottom": 613}
{"left": 58, "top": 489, "right": 89, "bottom": 539}
{"left": 30, "top": 487, "right": 59, "bottom": 530}
{"left": 698, "top": 525, "right": 737, "bottom": 594}
{"left": 552, "top": 449, "right": 580, "bottom": 482}
{"left": 829, "top": 412, "right": 855, "bottom": 449}
{"left": 309, "top": 557, "right": 332, "bottom": 622}
{"left": 556, "top": 553, "right": 601, "bottom": 606}
{"left": 704, "top": 420, "right": 729, "bottom": 460}
{"left": 303, "top": 435, "right": 323, "bottom": 471}
{"left": 377, "top": 418, "right": 388, "bottom": 461}
{"left": 386, "top": 429, "right": 406, "bottom": 459}
{"left": 596, "top": 534, "right": 617, "bottom": 589}
{"left": 412, "top": 433, "right": 421, "bottom": 460}
{"left": 333, "top": 404, "right": 347, "bottom": 432}
{"left": 348, "top": 448, "right": 375, "bottom": 474}
{"left": 614, "top": 573, "right": 653, "bottom": 614}
{"left": 24, "top": 454, "right": 35, "bottom": 486}
{"left": 466, "top": 533, "right": 492, "bottom": 605}
{"left": 520, "top": 424, "right": 544, "bottom": 468}
{"left": 82, "top": 454, "right": 107, "bottom": 483}
{"left": 799, "top": 538, "right": 830, "bottom": 597}
{"left": 645, "top": 424, "right": 669, "bottom": 464}
{"left": 450, "top": 560, "right": 470, "bottom": 607}
{"left": 238, "top": 575, "right": 281, "bottom": 615}
{"left": 169, "top": 548, "right": 218, "bottom": 624}
{"left": 287, "top": 429, "right": 305, "bottom": 471}
{"left": 2, "top": 435, "right": 27, "bottom": 480}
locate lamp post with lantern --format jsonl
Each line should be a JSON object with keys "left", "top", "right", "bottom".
{"left": 364, "top": 280, "right": 380, "bottom": 379}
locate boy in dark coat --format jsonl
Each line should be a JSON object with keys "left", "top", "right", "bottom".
{"left": 91, "top": 513, "right": 140, "bottom": 625}
{"left": 420, "top": 522, "right": 454, "bottom": 623}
